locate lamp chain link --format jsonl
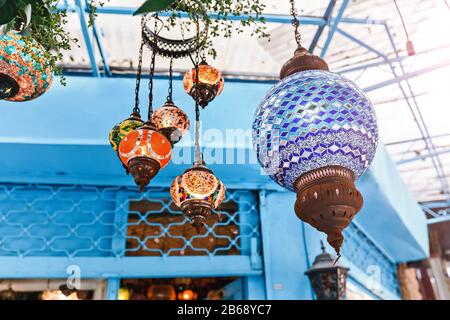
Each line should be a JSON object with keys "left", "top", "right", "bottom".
{"left": 147, "top": 14, "right": 158, "bottom": 121}
{"left": 289, "top": 0, "right": 302, "bottom": 46}
{"left": 167, "top": 58, "right": 174, "bottom": 102}
{"left": 133, "top": 17, "right": 145, "bottom": 116}
{"left": 194, "top": 17, "right": 202, "bottom": 166}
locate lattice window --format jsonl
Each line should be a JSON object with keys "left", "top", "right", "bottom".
{"left": 0, "top": 184, "right": 260, "bottom": 259}
{"left": 343, "top": 223, "right": 400, "bottom": 296}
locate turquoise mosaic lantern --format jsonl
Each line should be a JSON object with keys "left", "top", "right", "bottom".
{"left": 252, "top": 46, "right": 379, "bottom": 255}
{"left": 0, "top": 32, "right": 53, "bottom": 102}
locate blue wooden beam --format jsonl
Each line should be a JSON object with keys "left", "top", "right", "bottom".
{"left": 320, "top": 0, "right": 349, "bottom": 58}
{"left": 0, "top": 256, "right": 262, "bottom": 278}
{"left": 74, "top": 0, "right": 100, "bottom": 77}
{"left": 308, "top": 0, "right": 337, "bottom": 53}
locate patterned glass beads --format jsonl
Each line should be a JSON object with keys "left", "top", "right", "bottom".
{"left": 252, "top": 70, "right": 378, "bottom": 191}
{"left": 183, "top": 62, "right": 224, "bottom": 107}
{"left": 170, "top": 165, "right": 226, "bottom": 210}
{"left": 109, "top": 114, "right": 144, "bottom": 151}
{"left": 0, "top": 32, "right": 53, "bottom": 102}
{"left": 118, "top": 126, "right": 172, "bottom": 169}
{"left": 152, "top": 100, "right": 190, "bottom": 145}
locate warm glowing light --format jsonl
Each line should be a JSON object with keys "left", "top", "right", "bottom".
{"left": 41, "top": 290, "right": 79, "bottom": 300}
{"left": 183, "top": 62, "right": 224, "bottom": 107}
{"left": 178, "top": 289, "right": 197, "bottom": 300}
{"left": 152, "top": 101, "right": 190, "bottom": 145}
{"left": 118, "top": 126, "right": 172, "bottom": 168}
{"left": 170, "top": 165, "right": 226, "bottom": 210}
{"left": 118, "top": 288, "right": 131, "bottom": 300}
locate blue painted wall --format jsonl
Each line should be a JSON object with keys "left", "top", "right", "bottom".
{"left": 0, "top": 76, "right": 429, "bottom": 299}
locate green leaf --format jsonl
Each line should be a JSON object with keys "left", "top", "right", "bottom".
{"left": 0, "top": 0, "right": 19, "bottom": 25}
{"left": 133, "top": 0, "right": 176, "bottom": 15}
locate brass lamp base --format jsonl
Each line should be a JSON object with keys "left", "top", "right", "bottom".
{"left": 181, "top": 199, "right": 213, "bottom": 233}
{"left": 280, "top": 46, "right": 329, "bottom": 79}
{"left": 294, "top": 166, "right": 363, "bottom": 255}
{"left": 190, "top": 83, "right": 218, "bottom": 108}
{"left": 128, "top": 156, "right": 161, "bottom": 192}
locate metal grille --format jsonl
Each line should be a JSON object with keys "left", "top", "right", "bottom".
{"left": 343, "top": 223, "right": 400, "bottom": 296}
{"left": 0, "top": 184, "right": 260, "bottom": 259}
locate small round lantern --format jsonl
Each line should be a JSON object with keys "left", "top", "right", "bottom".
{"left": 305, "top": 241, "right": 349, "bottom": 300}
{"left": 0, "top": 32, "right": 53, "bottom": 102}
{"left": 109, "top": 112, "right": 145, "bottom": 151}
{"left": 147, "top": 284, "right": 176, "bottom": 300}
{"left": 252, "top": 46, "right": 378, "bottom": 255}
{"left": 183, "top": 61, "right": 224, "bottom": 108}
{"left": 152, "top": 99, "right": 190, "bottom": 145}
{"left": 170, "top": 164, "right": 226, "bottom": 231}
{"left": 119, "top": 122, "right": 172, "bottom": 191}
{"left": 178, "top": 289, "right": 197, "bottom": 300}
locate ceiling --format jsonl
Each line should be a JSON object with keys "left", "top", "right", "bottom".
{"left": 57, "top": 0, "right": 450, "bottom": 207}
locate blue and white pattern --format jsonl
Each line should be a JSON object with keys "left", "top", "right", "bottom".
{"left": 252, "top": 70, "right": 378, "bottom": 191}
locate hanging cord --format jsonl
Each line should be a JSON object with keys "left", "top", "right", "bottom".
{"left": 393, "top": 0, "right": 410, "bottom": 41}
{"left": 289, "top": 0, "right": 302, "bottom": 46}
{"left": 167, "top": 58, "right": 174, "bottom": 102}
{"left": 445, "top": 0, "right": 450, "bottom": 11}
{"left": 133, "top": 17, "right": 146, "bottom": 116}
{"left": 147, "top": 14, "right": 159, "bottom": 121}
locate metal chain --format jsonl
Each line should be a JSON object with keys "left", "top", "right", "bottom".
{"left": 147, "top": 14, "right": 158, "bottom": 121}
{"left": 194, "top": 17, "right": 203, "bottom": 166}
{"left": 167, "top": 58, "right": 173, "bottom": 102}
{"left": 133, "top": 17, "right": 146, "bottom": 115}
{"left": 289, "top": 0, "right": 302, "bottom": 46}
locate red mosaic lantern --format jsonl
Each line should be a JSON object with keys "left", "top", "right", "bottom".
{"left": 119, "top": 122, "right": 172, "bottom": 191}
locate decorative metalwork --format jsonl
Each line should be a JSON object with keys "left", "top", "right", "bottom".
{"left": 342, "top": 223, "right": 400, "bottom": 296}
{"left": 0, "top": 32, "right": 53, "bottom": 101}
{"left": 142, "top": 14, "right": 207, "bottom": 59}
{"left": 0, "top": 184, "right": 259, "bottom": 258}
{"left": 305, "top": 241, "right": 349, "bottom": 300}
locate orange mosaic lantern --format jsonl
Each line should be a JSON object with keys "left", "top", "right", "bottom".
{"left": 0, "top": 32, "right": 53, "bottom": 102}
{"left": 152, "top": 100, "right": 190, "bottom": 145}
{"left": 183, "top": 61, "right": 224, "bottom": 108}
{"left": 170, "top": 164, "right": 226, "bottom": 231}
{"left": 119, "top": 122, "right": 172, "bottom": 191}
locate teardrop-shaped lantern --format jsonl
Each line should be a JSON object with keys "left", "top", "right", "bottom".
{"left": 119, "top": 122, "right": 172, "bottom": 191}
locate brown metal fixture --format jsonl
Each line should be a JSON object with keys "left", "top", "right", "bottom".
{"left": 294, "top": 166, "right": 363, "bottom": 255}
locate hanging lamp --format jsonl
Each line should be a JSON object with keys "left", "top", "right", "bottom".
{"left": 117, "top": 15, "right": 172, "bottom": 191}
{"left": 0, "top": 32, "right": 53, "bottom": 102}
{"left": 183, "top": 60, "right": 224, "bottom": 108}
{"left": 152, "top": 58, "right": 190, "bottom": 145}
{"left": 109, "top": 22, "right": 146, "bottom": 170}
{"left": 252, "top": 0, "right": 378, "bottom": 255}
{"left": 171, "top": 44, "right": 226, "bottom": 232}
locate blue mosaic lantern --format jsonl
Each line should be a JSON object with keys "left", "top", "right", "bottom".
{"left": 252, "top": 46, "right": 378, "bottom": 255}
